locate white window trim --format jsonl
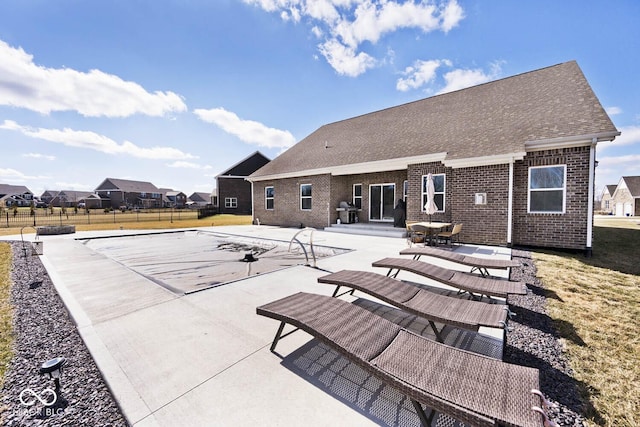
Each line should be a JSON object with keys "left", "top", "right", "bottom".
{"left": 527, "top": 165, "right": 566, "bottom": 214}
{"left": 421, "top": 173, "right": 446, "bottom": 213}
{"left": 225, "top": 197, "right": 238, "bottom": 209}
{"left": 300, "top": 184, "right": 312, "bottom": 211}
{"left": 352, "top": 183, "right": 362, "bottom": 209}
{"left": 265, "top": 186, "right": 274, "bottom": 210}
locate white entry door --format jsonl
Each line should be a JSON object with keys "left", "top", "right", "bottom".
{"left": 369, "top": 183, "right": 395, "bottom": 221}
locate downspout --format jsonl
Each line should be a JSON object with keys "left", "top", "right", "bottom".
{"left": 585, "top": 138, "right": 597, "bottom": 257}
{"left": 507, "top": 159, "right": 514, "bottom": 247}
{"left": 246, "top": 178, "right": 255, "bottom": 224}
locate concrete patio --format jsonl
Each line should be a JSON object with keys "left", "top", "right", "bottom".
{"left": 5, "top": 225, "right": 513, "bottom": 426}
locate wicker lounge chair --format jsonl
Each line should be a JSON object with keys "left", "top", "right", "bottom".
{"left": 257, "top": 292, "right": 553, "bottom": 427}
{"left": 399, "top": 246, "right": 521, "bottom": 277}
{"left": 372, "top": 257, "right": 527, "bottom": 299}
{"left": 317, "top": 269, "right": 512, "bottom": 342}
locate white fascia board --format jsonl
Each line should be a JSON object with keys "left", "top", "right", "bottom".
{"left": 525, "top": 131, "right": 620, "bottom": 151}
{"left": 444, "top": 152, "right": 526, "bottom": 169}
{"left": 248, "top": 153, "right": 447, "bottom": 182}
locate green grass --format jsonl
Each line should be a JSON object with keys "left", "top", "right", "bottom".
{"left": 0, "top": 243, "right": 14, "bottom": 390}
{"left": 534, "top": 222, "right": 640, "bottom": 426}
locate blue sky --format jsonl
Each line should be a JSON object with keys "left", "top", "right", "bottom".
{"left": 1, "top": 0, "right": 638, "bottom": 198}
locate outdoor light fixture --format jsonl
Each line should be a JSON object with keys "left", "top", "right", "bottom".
{"left": 39, "top": 357, "right": 66, "bottom": 392}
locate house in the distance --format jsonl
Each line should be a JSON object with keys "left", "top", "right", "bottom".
{"left": 50, "top": 190, "right": 94, "bottom": 207}
{"left": 40, "top": 190, "right": 59, "bottom": 206}
{"left": 95, "top": 178, "right": 163, "bottom": 209}
{"left": 608, "top": 176, "right": 640, "bottom": 216}
{"left": 217, "top": 151, "right": 270, "bottom": 215}
{"left": 164, "top": 191, "right": 188, "bottom": 208}
{"left": 188, "top": 192, "right": 215, "bottom": 208}
{"left": 249, "top": 61, "right": 620, "bottom": 254}
{"left": 0, "top": 184, "right": 34, "bottom": 207}
{"left": 600, "top": 184, "right": 617, "bottom": 214}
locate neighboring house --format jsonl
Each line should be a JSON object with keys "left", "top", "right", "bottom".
{"left": 0, "top": 184, "right": 34, "bottom": 207}
{"left": 40, "top": 190, "right": 59, "bottom": 206}
{"left": 95, "top": 178, "right": 163, "bottom": 209}
{"left": 249, "top": 61, "right": 620, "bottom": 254}
{"left": 50, "top": 190, "right": 94, "bottom": 207}
{"left": 217, "top": 151, "right": 270, "bottom": 215}
{"left": 600, "top": 184, "right": 617, "bottom": 214}
{"left": 188, "top": 192, "right": 215, "bottom": 208}
{"left": 610, "top": 176, "right": 640, "bottom": 217}
{"left": 165, "top": 191, "right": 188, "bottom": 208}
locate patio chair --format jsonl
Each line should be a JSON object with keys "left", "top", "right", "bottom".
{"left": 399, "top": 246, "right": 521, "bottom": 278}
{"left": 406, "top": 222, "right": 425, "bottom": 244}
{"left": 372, "top": 257, "right": 527, "bottom": 300}
{"left": 317, "top": 270, "right": 512, "bottom": 343}
{"left": 437, "top": 223, "right": 463, "bottom": 247}
{"left": 257, "top": 292, "right": 553, "bottom": 427}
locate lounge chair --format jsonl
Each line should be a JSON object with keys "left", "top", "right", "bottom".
{"left": 437, "top": 223, "right": 463, "bottom": 246}
{"left": 372, "top": 257, "right": 527, "bottom": 299}
{"left": 257, "top": 292, "right": 553, "bottom": 427}
{"left": 399, "top": 246, "right": 521, "bottom": 277}
{"left": 317, "top": 269, "right": 512, "bottom": 343}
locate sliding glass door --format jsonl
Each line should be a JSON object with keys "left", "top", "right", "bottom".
{"left": 369, "top": 183, "right": 395, "bottom": 221}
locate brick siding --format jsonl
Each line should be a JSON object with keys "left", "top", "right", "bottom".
{"left": 218, "top": 177, "right": 253, "bottom": 215}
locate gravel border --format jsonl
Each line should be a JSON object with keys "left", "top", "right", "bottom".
{"left": 1, "top": 241, "right": 128, "bottom": 426}
{"left": 1, "top": 240, "right": 588, "bottom": 426}
{"left": 507, "top": 248, "right": 586, "bottom": 426}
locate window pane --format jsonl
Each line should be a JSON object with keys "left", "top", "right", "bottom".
{"left": 301, "top": 184, "right": 312, "bottom": 197}
{"left": 434, "top": 194, "right": 444, "bottom": 211}
{"left": 530, "top": 167, "right": 564, "bottom": 189}
{"left": 265, "top": 187, "right": 274, "bottom": 198}
{"left": 301, "top": 198, "right": 311, "bottom": 210}
{"left": 433, "top": 175, "right": 445, "bottom": 192}
{"left": 530, "top": 190, "right": 563, "bottom": 212}
{"left": 266, "top": 199, "right": 274, "bottom": 210}
{"left": 354, "top": 184, "right": 362, "bottom": 197}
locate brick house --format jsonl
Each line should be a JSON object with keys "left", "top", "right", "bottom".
{"left": 600, "top": 184, "right": 617, "bottom": 214}
{"left": 164, "top": 191, "right": 188, "bottom": 208}
{"left": 609, "top": 176, "right": 640, "bottom": 216}
{"left": 95, "top": 178, "right": 163, "bottom": 209}
{"left": 217, "top": 151, "right": 270, "bottom": 215}
{"left": 0, "top": 184, "right": 34, "bottom": 207}
{"left": 188, "top": 192, "right": 216, "bottom": 208}
{"left": 248, "top": 61, "right": 620, "bottom": 254}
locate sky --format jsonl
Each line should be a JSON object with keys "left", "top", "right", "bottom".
{"left": 0, "top": 0, "right": 639, "bottom": 198}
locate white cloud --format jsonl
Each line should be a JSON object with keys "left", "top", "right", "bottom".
{"left": 193, "top": 107, "right": 296, "bottom": 149}
{"left": 606, "top": 106, "right": 622, "bottom": 115}
{"left": 318, "top": 39, "right": 377, "bottom": 76}
{"left": 0, "top": 167, "right": 49, "bottom": 181}
{"left": 23, "top": 152, "right": 56, "bottom": 161}
{"left": 54, "top": 181, "right": 94, "bottom": 191}
{"left": 397, "top": 59, "right": 450, "bottom": 91}
{"left": 0, "top": 40, "right": 187, "bottom": 117}
{"left": 244, "top": 0, "right": 465, "bottom": 77}
{"left": 166, "top": 161, "right": 213, "bottom": 170}
{"left": 598, "top": 125, "right": 640, "bottom": 151}
{"left": 0, "top": 120, "right": 197, "bottom": 160}
{"left": 437, "top": 63, "right": 502, "bottom": 94}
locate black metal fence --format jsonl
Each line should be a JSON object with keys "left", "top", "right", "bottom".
{"left": 1, "top": 209, "right": 200, "bottom": 228}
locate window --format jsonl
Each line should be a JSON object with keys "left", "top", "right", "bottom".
{"left": 403, "top": 180, "right": 408, "bottom": 202}
{"left": 300, "top": 184, "right": 312, "bottom": 210}
{"left": 353, "top": 184, "right": 362, "bottom": 209}
{"left": 265, "top": 186, "right": 274, "bottom": 210}
{"left": 422, "top": 174, "right": 446, "bottom": 212}
{"left": 225, "top": 197, "right": 238, "bottom": 209}
{"left": 605, "top": 200, "right": 610, "bottom": 209}
{"left": 528, "top": 165, "right": 566, "bottom": 213}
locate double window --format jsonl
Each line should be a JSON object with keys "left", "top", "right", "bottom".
{"left": 265, "top": 186, "right": 274, "bottom": 210}
{"left": 225, "top": 197, "right": 237, "bottom": 209}
{"left": 352, "top": 184, "right": 362, "bottom": 209}
{"left": 421, "top": 174, "right": 446, "bottom": 212}
{"left": 528, "top": 165, "right": 566, "bottom": 213}
{"left": 300, "top": 184, "right": 312, "bottom": 210}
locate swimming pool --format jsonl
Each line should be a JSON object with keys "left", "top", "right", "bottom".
{"left": 82, "top": 230, "right": 348, "bottom": 294}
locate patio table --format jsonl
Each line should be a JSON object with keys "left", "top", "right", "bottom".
{"left": 410, "top": 222, "right": 451, "bottom": 246}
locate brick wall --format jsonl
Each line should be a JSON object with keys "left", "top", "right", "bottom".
{"left": 512, "top": 147, "right": 591, "bottom": 250}
{"left": 218, "top": 177, "right": 253, "bottom": 215}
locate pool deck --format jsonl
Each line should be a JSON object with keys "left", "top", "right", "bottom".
{"left": 4, "top": 225, "right": 514, "bottom": 426}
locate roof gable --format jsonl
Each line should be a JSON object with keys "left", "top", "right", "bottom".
{"left": 621, "top": 176, "right": 640, "bottom": 197}
{"left": 95, "top": 178, "right": 160, "bottom": 193}
{"left": 218, "top": 151, "right": 270, "bottom": 177}
{"left": 0, "top": 184, "right": 33, "bottom": 196}
{"left": 251, "top": 61, "right": 618, "bottom": 180}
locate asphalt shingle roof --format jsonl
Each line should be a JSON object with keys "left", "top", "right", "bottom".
{"left": 251, "top": 61, "right": 618, "bottom": 179}
{"left": 622, "top": 176, "right": 640, "bottom": 197}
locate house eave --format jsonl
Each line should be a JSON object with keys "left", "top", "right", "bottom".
{"left": 248, "top": 153, "right": 448, "bottom": 182}
{"left": 443, "top": 152, "right": 527, "bottom": 169}
{"left": 525, "top": 131, "right": 620, "bottom": 151}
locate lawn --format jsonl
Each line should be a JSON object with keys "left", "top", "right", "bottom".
{"left": 533, "top": 218, "right": 640, "bottom": 426}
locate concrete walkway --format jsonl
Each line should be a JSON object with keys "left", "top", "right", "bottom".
{"left": 5, "top": 226, "right": 513, "bottom": 426}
